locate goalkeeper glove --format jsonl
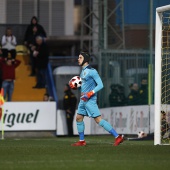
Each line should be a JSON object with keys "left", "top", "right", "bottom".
{"left": 81, "top": 91, "right": 95, "bottom": 101}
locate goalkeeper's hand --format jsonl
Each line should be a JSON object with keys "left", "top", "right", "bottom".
{"left": 81, "top": 91, "right": 95, "bottom": 101}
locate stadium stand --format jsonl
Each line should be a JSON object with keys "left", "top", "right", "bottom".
{"left": 12, "top": 45, "right": 46, "bottom": 101}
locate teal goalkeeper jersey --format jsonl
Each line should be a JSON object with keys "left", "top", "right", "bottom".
{"left": 80, "top": 65, "right": 103, "bottom": 100}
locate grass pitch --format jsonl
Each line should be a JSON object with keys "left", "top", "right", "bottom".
{"left": 0, "top": 135, "right": 169, "bottom": 170}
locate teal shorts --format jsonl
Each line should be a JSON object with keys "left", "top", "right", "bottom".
{"left": 77, "top": 99, "right": 101, "bottom": 118}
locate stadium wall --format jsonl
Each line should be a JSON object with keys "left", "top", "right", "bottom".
{"left": 57, "top": 105, "right": 156, "bottom": 136}
{"left": 0, "top": 102, "right": 161, "bottom": 137}
{"left": 0, "top": 102, "right": 56, "bottom": 131}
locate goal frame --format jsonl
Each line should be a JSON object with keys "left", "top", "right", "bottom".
{"left": 154, "top": 4, "right": 170, "bottom": 145}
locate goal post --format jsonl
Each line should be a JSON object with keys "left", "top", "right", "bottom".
{"left": 154, "top": 5, "right": 170, "bottom": 145}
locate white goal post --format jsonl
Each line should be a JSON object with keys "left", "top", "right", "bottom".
{"left": 155, "top": 4, "right": 170, "bottom": 145}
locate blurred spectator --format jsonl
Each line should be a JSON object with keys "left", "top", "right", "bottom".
{"left": 109, "top": 84, "right": 119, "bottom": 107}
{"left": 0, "top": 58, "right": 21, "bottom": 101}
{"left": 116, "top": 84, "right": 126, "bottom": 106}
{"left": 63, "top": 84, "right": 77, "bottom": 137}
{"left": 1, "top": 28, "right": 17, "bottom": 60}
{"left": 138, "top": 77, "right": 148, "bottom": 105}
{"left": 0, "top": 45, "right": 2, "bottom": 57}
{"left": 161, "top": 111, "right": 170, "bottom": 138}
{"left": 25, "top": 25, "right": 40, "bottom": 76}
{"left": 109, "top": 84, "right": 126, "bottom": 107}
{"left": 127, "top": 83, "right": 139, "bottom": 105}
{"left": 24, "top": 16, "right": 47, "bottom": 76}
{"left": 43, "top": 93, "right": 53, "bottom": 101}
{"left": 129, "top": 83, "right": 133, "bottom": 91}
{"left": 43, "top": 93, "right": 50, "bottom": 101}
{"left": 24, "top": 16, "right": 47, "bottom": 45}
{"left": 0, "top": 67, "right": 2, "bottom": 89}
{"left": 32, "top": 36, "right": 49, "bottom": 89}
{"left": 0, "top": 46, "right": 2, "bottom": 88}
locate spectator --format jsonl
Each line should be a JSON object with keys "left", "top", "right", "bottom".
{"left": 138, "top": 77, "right": 148, "bottom": 105}
{"left": 25, "top": 25, "right": 40, "bottom": 76}
{"left": 43, "top": 93, "right": 53, "bottom": 101}
{"left": 129, "top": 83, "right": 133, "bottom": 91}
{"left": 1, "top": 28, "right": 17, "bottom": 60}
{"left": 43, "top": 93, "right": 50, "bottom": 101}
{"left": 24, "top": 16, "right": 47, "bottom": 76}
{"left": 109, "top": 84, "right": 126, "bottom": 107}
{"left": 24, "top": 16, "right": 47, "bottom": 45}
{"left": 127, "top": 83, "right": 139, "bottom": 105}
{"left": 63, "top": 84, "right": 77, "bottom": 137}
{"left": 0, "top": 45, "right": 2, "bottom": 57}
{"left": 0, "top": 66, "right": 2, "bottom": 89}
{"left": 0, "top": 58, "right": 21, "bottom": 101}
{"left": 161, "top": 110, "right": 170, "bottom": 138}
{"left": 0, "top": 47, "right": 2, "bottom": 88}
{"left": 32, "top": 36, "right": 49, "bottom": 89}
{"left": 116, "top": 84, "right": 126, "bottom": 106}
{"left": 109, "top": 84, "right": 120, "bottom": 107}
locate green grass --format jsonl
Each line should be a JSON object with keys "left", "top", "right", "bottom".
{"left": 0, "top": 136, "right": 170, "bottom": 170}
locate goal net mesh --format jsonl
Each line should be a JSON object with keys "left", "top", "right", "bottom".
{"left": 160, "top": 10, "right": 170, "bottom": 144}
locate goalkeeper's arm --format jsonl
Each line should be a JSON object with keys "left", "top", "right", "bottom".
{"left": 81, "top": 72, "right": 104, "bottom": 101}
{"left": 93, "top": 76, "right": 103, "bottom": 93}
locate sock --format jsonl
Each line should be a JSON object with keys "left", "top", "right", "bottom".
{"left": 109, "top": 129, "right": 119, "bottom": 138}
{"left": 99, "top": 119, "right": 118, "bottom": 137}
{"left": 78, "top": 132, "right": 84, "bottom": 141}
{"left": 77, "top": 121, "right": 85, "bottom": 141}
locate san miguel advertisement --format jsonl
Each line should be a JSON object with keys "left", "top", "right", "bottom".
{"left": 91, "top": 106, "right": 152, "bottom": 135}
{"left": 57, "top": 105, "right": 155, "bottom": 135}
{"left": 0, "top": 102, "right": 56, "bottom": 131}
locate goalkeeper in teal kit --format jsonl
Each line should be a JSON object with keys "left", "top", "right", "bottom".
{"left": 69, "top": 51, "right": 124, "bottom": 146}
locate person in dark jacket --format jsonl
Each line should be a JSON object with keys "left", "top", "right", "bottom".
{"left": 32, "top": 36, "right": 49, "bottom": 89}
{"left": 138, "top": 78, "right": 148, "bottom": 105}
{"left": 63, "top": 84, "right": 77, "bottom": 137}
{"left": 26, "top": 25, "right": 40, "bottom": 76}
{"left": 109, "top": 84, "right": 120, "bottom": 107}
{"left": 24, "top": 16, "right": 47, "bottom": 76}
{"left": 127, "top": 83, "right": 140, "bottom": 105}
{"left": 109, "top": 84, "right": 126, "bottom": 107}
{"left": 161, "top": 111, "right": 170, "bottom": 138}
{"left": 24, "top": 16, "right": 46, "bottom": 45}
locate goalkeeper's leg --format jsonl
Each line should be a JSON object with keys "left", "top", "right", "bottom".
{"left": 95, "top": 116, "right": 124, "bottom": 146}
{"left": 71, "top": 114, "right": 86, "bottom": 146}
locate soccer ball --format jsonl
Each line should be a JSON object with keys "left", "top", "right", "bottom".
{"left": 69, "top": 76, "right": 82, "bottom": 89}
{"left": 138, "top": 131, "right": 145, "bottom": 138}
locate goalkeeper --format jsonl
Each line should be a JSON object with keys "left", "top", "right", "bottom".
{"left": 69, "top": 51, "right": 124, "bottom": 146}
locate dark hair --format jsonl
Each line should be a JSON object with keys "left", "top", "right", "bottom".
{"left": 66, "top": 84, "right": 71, "bottom": 90}
{"left": 31, "top": 16, "right": 38, "bottom": 24}
{"left": 5, "top": 27, "right": 12, "bottom": 36}
{"left": 80, "top": 51, "right": 91, "bottom": 65}
{"left": 44, "top": 93, "right": 49, "bottom": 97}
{"left": 129, "top": 83, "right": 133, "bottom": 88}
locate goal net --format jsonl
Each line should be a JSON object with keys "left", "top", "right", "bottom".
{"left": 155, "top": 5, "right": 170, "bottom": 145}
